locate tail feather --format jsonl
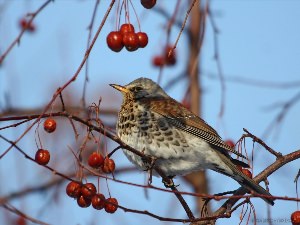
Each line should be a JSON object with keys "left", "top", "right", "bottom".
{"left": 234, "top": 169, "right": 274, "bottom": 205}
{"left": 217, "top": 153, "right": 274, "bottom": 205}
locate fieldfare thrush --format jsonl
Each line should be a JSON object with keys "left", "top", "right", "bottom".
{"left": 110, "top": 77, "right": 274, "bottom": 205}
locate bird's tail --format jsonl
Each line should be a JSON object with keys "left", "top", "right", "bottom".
{"left": 217, "top": 153, "right": 274, "bottom": 205}
{"left": 233, "top": 169, "right": 274, "bottom": 205}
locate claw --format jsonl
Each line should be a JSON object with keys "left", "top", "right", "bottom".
{"left": 162, "top": 176, "right": 179, "bottom": 188}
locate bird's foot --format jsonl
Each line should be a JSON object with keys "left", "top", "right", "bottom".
{"left": 162, "top": 176, "right": 179, "bottom": 188}
{"left": 141, "top": 154, "right": 157, "bottom": 171}
{"left": 141, "top": 154, "right": 158, "bottom": 185}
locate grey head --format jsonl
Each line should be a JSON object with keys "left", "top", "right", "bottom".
{"left": 110, "top": 77, "right": 169, "bottom": 99}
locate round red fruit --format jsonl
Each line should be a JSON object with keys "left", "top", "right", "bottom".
{"left": 66, "top": 181, "right": 81, "bottom": 198}
{"left": 225, "top": 139, "right": 235, "bottom": 148}
{"left": 242, "top": 169, "right": 252, "bottom": 179}
{"left": 123, "top": 33, "right": 139, "bottom": 52}
{"left": 105, "top": 197, "right": 118, "bottom": 213}
{"left": 81, "top": 183, "right": 97, "bottom": 200}
{"left": 92, "top": 194, "right": 106, "bottom": 210}
{"left": 102, "top": 158, "right": 116, "bottom": 174}
{"left": 292, "top": 211, "right": 300, "bottom": 225}
{"left": 19, "top": 18, "right": 35, "bottom": 32}
{"left": 164, "top": 45, "right": 176, "bottom": 65}
{"left": 43, "top": 118, "right": 56, "bottom": 133}
{"left": 141, "top": 0, "right": 156, "bottom": 9}
{"left": 16, "top": 216, "right": 26, "bottom": 225}
{"left": 120, "top": 23, "right": 135, "bottom": 35}
{"left": 136, "top": 32, "right": 148, "bottom": 48}
{"left": 106, "top": 31, "right": 124, "bottom": 52}
{"left": 152, "top": 55, "right": 165, "bottom": 67}
{"left": 35, "top": 149, "right": 50, "bottom": 165}
{"left": 77, "top": 195, "right": 91, "bottom": 208}
{"left": 88, "top": 152, "right": 104, "bottom": 168}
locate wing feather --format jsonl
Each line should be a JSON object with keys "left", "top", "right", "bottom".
{"left": 140, "top": 97, "right": 246, "bottom": 159}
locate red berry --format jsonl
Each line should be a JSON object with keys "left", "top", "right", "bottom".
{"left": 77, "top": 195, "right": 91, "bottom": 208}
{"left": 141, "top": 0, "right": 156, "bottom": 9}
{"left": 152, "top": 55, "right": 165, "bottom": 67}
{"left": 43, "top": 118, "right": 56, "bottom": 133}
{"left": 164, "top": 45, "right": 176, "bottom": 65}
{"left": 66, "top": 181, "right": 81, "bottom": 198}
{"left": 236, "top": 165, "right": 243, "bottom": 172}
{"left": 106, "top": 31, "right": 124, "bottom": 52}
{"left": 242, "top": 169, "right": 252, "bottom": 179}
{"left": 225, "top": 139, "right": 235, "bottom": 148}
{"left": 136, "top": 32, "right": 148, "bottom": 48}
{"left": 81, "top": 183, "right": 97, "bottom": 200}
{"left": 35, "top": 149, "right": 50, "bottom": 165}
{"left": 105, "top": 197, "right": 118, "bottom": 214}
{"left": 123, "top": 32, "right": 139, "bottom": 52}
{"left": 120, "top": 23, "right": 135, "bottom": 36}
{"left": 291, "top": 211, "right": 300, "bottom": 225}
{"left": 16, "top": 216, "right": 26, "bottom": 225}
{"left": 102, "top": 158, "right": 116, "bottom": 174}
{"left": 92, "top": 194, "right": 106, "bottom": 210}
{"left": 19, "top": 18, "right": 35, "bottom": 32}
{"left": 88, "top": 152, "right": 104, "bottom": 168}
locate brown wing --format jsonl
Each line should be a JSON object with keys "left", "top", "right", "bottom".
{"left": 140, "top": 97, "right": 246, "bottom": 159}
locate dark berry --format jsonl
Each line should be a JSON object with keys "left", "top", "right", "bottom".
{"left": 141, "top": 0, "right": 156, "bottom": 9}
{"left": 225, "top": 139, "right": 235, "bottom": 148}
{"left": 105, "top": 197, "right": 118, "bottom": 213}
{"left": 81, "top": 183, "right": 97, "bottom": 200}
{"left": 35, "top": 149, "right": 50, "bottom": 165}
{"left": 88, "top": 152, "right": 104, "bottom": 168}
{"left": 136, "top": 32, "right": 148, "bottom": 48}
{"left": 292, "top": 211, "right": 300, "bottom": 225}
{"left": 102, "top": 158, "right": 116, "bottom": 174}
{"left": 43, "top": 118, "right": 57, "bottom": 133}
{"left": 120, "top": 23, "right": 135, "bottom": 35}
{"left": 123, "top": 32, "right": 139, "bottom": 52}
{"left": 242, "top": 169, "right": 252, "bottom": 179}
{"left": 152, "top": 55, "right": 165, "bottom": 67}
{"left": 92, "top": 194, "right": 106, "bottom": 210}
{"left": 77, "top": 195, "right": 91, "bottom": 208}
{"left": 106, "top": 31, "right": 124, "bottom": 52}
{"left": 66, "top": 181, "right": 81, "bottom": 198}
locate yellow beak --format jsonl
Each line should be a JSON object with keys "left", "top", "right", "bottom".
{"left": 109, "top": 84, "right": 129, "bottom": 94}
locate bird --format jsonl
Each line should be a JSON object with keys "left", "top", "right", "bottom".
{"left": 110, "top": 77, "right": 274, "bottom": 205}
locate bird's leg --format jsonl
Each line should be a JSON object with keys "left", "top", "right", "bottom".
{"left": 141, "top": 151, "right": 158, "bottom": 185}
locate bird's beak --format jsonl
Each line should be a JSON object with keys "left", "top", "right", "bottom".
{"left": 109, "top": 84, "right": 129, "bottom": 93}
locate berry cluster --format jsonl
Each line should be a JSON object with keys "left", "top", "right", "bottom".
{"left": 66, "top": 181, "right": 118, "bottom": 213}
{"left": 152, "top": 45, "right": 176, "bottom": 67}
{"left": 88, "top": 152, "right": 115, "bottom": 173}
{"left": 34, "top": 118, "right": 58, "bottom": 165}
{"left": 19, "top": 18, "right": 35, "bottom": 33}
{"left": 107, "top": 23, "right": 148, "bottom": 52}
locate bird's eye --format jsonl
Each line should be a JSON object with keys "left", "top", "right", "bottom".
{"left": 131, "top": 86, "right": 143, "bottom": 92}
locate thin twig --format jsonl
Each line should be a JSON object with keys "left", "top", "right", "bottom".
{"left": 2, "top": 203, "right": 50, "bottom": 225}
{"left": 242, "top": 128, "right": 282, "bottom": 158}
{"left": 0, "top": 0, "right": 53, "bottom": 64}
{"left": 1, "top": 0, "right": 116, "bottom": 161}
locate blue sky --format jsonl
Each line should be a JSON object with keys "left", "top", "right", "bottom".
{"left": 1, "top": 1, "right": 300, "bottom": 224}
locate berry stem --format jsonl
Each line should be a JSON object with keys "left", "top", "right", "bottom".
{"left": 129, "top": 0, "right": 141, "bottom": 31}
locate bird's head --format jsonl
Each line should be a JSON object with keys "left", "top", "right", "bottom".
{"left": 110, "top": 77, "right": 168, "bottom": 100}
